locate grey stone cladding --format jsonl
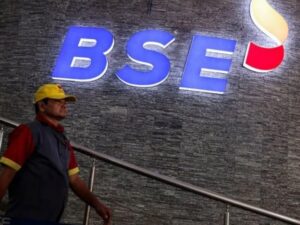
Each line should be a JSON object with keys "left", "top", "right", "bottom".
{"left": 0, "top": 0, "right": 299, "bottom": 224}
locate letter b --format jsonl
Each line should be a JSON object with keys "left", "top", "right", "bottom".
{"left": 52, "top": 26, "right": 114, "bottom": 82}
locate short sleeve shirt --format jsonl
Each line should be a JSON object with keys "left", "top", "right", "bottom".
{"left": 0, "top": 114, "right": 79, "bottom": 176}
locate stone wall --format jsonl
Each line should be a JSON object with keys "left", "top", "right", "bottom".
{"left": 0, "top": 0, "right": 299, "bottom": 224}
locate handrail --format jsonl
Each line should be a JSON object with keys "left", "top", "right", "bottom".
{"left": 0, "top": 116, "right": 299, "bottom": 225}
{"left": 0, "top": 127, "right": 3, "bottom": 152}
{"left": 83, "top": 159, "right": 96, "bottom": 225}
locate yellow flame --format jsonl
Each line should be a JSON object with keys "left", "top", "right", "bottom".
{"left": 250, "top": 0, "right": 288, "bottom": 44}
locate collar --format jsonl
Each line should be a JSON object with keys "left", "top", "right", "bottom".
{"left": 36, "top": 113, "right": 65, "bottom": 133}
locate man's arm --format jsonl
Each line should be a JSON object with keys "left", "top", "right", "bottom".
{"left": 0, "top": 166, "right": 16, "bottom": 200}
{"left": 69, "top": 173, "right": 112, "bottom": 225}
{"left": 0, "top": 124, "right": 34, "bottom": 202}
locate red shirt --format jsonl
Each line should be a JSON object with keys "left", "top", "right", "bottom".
{"left": 0, "top": 114, "right": 79, "bottom": 176}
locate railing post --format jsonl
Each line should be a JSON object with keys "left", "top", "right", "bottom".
{"left": 83, "top": 159, "right": 96, "bottom": 225}
{"left": 224, "top": 205, "right": 230, "bottom": 225}
{"left": 0, "top": 127, "right": 4, "bottom": 152}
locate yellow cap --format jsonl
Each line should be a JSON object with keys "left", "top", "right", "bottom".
{"left": 34, "top": 83, "right": 76, "bottom": 103}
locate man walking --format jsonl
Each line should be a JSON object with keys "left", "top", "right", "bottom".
{"left": 0, "top": 83, "right": 112, "bottom": 224}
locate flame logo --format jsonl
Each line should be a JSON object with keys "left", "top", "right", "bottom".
{"left": 244, "top": 0, "right": 288, "bottom": 72}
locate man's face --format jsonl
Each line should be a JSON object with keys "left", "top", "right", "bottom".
{"left": 40, "top": 99, "right": 68, "bottom": 121}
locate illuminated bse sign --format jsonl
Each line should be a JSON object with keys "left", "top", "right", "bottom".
{"left": 52, "top": 0, "right": 288, "bottom": 94}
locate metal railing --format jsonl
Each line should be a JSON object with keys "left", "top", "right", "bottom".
{"left": 83, "top": 159, "right": 96, "bottom": 225}
{"left": 0, "top": 116, "right": 299, "bottom": 225}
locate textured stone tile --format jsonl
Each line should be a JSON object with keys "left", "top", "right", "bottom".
{"left": 0, "top": 0, "right": 300, "bottom": 224}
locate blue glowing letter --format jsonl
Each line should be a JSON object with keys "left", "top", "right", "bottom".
{"left": 180, "top": 35, "right": 237, "bottom": 94}
{"left": 52, "top": 26, "right": 114, "bottom": 82}
{"left": 116, "top": 30, "right": 175, "bottom": 87}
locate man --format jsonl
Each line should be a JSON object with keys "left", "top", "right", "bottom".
{"left": 0, "top": 83, "right": 112, "bottom": 224}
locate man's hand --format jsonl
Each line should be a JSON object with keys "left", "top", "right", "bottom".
{"left": 69, "top": 174, "right": 112, "bottom": 224}
{"left": 95, "top": 201, "right": 112, "bottom": 225}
